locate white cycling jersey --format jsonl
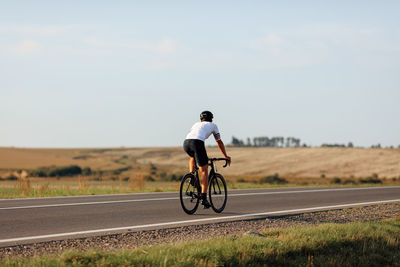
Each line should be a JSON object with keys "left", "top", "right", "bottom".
{"left": 185, "top": 121, "right": 221, "bottom": 142}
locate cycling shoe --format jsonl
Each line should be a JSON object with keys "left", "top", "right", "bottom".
{"left": 202, "top": 199, "right": 211, "bottom": 209}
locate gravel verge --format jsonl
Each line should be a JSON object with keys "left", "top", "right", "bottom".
{"left": 1, "top": 202, "right": 399, "bottom": 258}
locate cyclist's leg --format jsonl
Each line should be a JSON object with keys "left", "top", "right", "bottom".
{"left": 196, "top": 143, "right": 211, "bottom": 208}
{"left": 194, "top": 140, "right": 209, "bottom": 194}
{"left": 187, "top": 139, "right": 210, "bottom": 208}
{"left": 189, "top": 157, "right": 196, "bottom": 173}
{"left": 183, "top": 140, "right": 196, "bottom": 173}
{"left": 198, "top": 164, "right": 210, "bottom": 208}
{"left": 198, "top": 164, "right": 208, "bottom": 193}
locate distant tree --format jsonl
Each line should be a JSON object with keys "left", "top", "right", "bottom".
{"left": 278, "top": 136, "right": 285, "bottom": 147}
{"left": 371, "top": 143, "right": 381, "bottom": 148}
{"left": 347, "top": 142, "right": 354, "bottom": 148}
{"left": 285, "top": 137, "right": 291, "bottom": 147}
{"left": 285, "top": 137, "right": 301, "bottom": 147}
{"left": 321, "top": 143, "right": 346, "bottom": 148}
{"left": 259, "top": 173, "right": 287, "bottom": 184}
{"left": 233, "top": 135, "right": 302, "bottom": 148}
{"left": 246, "top": 137, "right": 252, "bottom": 147}
{"left": 82, "top": 167, "right": 92, "bottom": 176}
{"left": 231, "top": 136, "right": 244, "bottom": 146}
{"left": 29, "top": 165, "right": 82, "bottom": 177}
{"left": 294, "top": 138, "right": 301, "bottom": 147}
{"left": 253, "top": 136, "right": 270, "bottom": 147}
{"left": 271, "top": 137, "right": 277, "bottom": 147}
{"left": 253, "top": 137, "right": 258, "bottom": 147}
{"left": 232, "top": 136, "right": 240, "bottom": 146}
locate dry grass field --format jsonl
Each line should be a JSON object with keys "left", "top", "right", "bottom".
{"left": 129, "top": 146, "right": 400, "bottom": 179}
{"left": 0, "top": 146, "right": 399, "bottom": 198}
{"left": 205, "top": 146, "right": 400, "bottom": 179}
{"left": 1, "top": 146, "right": 400, "bottom": 178}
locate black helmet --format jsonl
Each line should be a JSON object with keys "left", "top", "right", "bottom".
{"left": 200, "top": 111, "right": 213, "bottom": 121}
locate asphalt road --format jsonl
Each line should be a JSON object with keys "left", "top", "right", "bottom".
{"left": 1, "top": 186, "right": 399, "bottom": 247}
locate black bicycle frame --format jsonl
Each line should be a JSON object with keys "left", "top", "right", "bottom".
{"left": 194, "top": 158, "right": 226, "bottom": 184}
{"left": 208, "top": 162, "right": 216, "bottom": 182}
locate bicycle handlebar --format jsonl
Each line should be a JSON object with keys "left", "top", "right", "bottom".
{"left": 208, "top": 158, "right": 230, "bottom": 168}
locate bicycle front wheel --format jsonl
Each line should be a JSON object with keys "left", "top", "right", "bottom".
{"left": 209, "top": 173, "right": 227, "bottom": 213}
{"left": 180, "top": 173, "right": 200, "bottom": 215}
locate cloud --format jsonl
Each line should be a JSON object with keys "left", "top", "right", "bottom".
{"left": 83, "top": 37, "right": 179, "bottom": 55}
{"left": 133, "top": 39, "right": 179, "bottom": 55}
{"left": 244, "top": 23, "right": 400, "bottom": 69}
{"left": 247, "top": 33, "right": 285, "bottom": 51}
{"left": 264, "top": 34, "right": 282, "bottom": 46}
{"left": 10, "top": 40, "right": 40, "bottom": 55}
{"left": 0, "top": 24, "right": 77, "bottom": 36}
{"left": 79, "top": 37, "right": 182, "bottom": 70}
{"left": 156, "top": 39, "right": 176, "bottom": 54}
{"left": 0, "top": 23, "right": 181, "bottom": 62}
{"left": 83, "top": 38, "right": 122, "bottom": 49}
{"left": 245, "top": 33, "right": 325, "bottom": 68}
{"left": 145, "top": 59, "right": 174, "bottom": 70}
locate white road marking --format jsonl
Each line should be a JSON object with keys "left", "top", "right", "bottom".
{"left": 0, "top": 186, "right": 339, "bottom": 201}
{"left": 0, "top": 197, "right": 178, "bottom": 210}
{"left": 1, "top": 186, "right": 399, "bottom": 210}
{"left": 0, "top": 186, "right": 325, "bottom": 201}
{"left": 227, "top": 186, "right": 400, "bottom": 197}
{"left": 0, "top": 190, "right": 177, "bottom": 201}
{"left": 1, "top": 199, "right": 399, "bottom": 244}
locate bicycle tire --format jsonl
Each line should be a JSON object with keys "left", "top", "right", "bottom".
{"left": 180, "top": 173, "right": 200, "bottom": 214}
{"left": 208, "top": 173, "right": 227, "bottom": 213}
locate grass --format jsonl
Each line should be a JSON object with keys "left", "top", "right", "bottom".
{"left": 0, "top": 178, "right": 181, "bottom": 198}
{"left": 2, "top": 146, "right": 400, "bottom": 180}
{"left": 0, "top": 177, "right": 396, "bottom": 199}
{"left": 1, "top": 146, "right": 399, "bottom": 199}
{"left": 2, "top": 218, "right": 400, "bottom": 266}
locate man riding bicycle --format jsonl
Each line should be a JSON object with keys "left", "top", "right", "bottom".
{"left": 183, "top": 111, "right": 231, "bottom": 208}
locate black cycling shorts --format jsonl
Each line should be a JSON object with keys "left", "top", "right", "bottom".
{"left": 183, "top": 139, "right": 208, "bottom": 167}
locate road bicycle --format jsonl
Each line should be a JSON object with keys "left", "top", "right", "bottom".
{"left": 180, "top": 158, "right": 229, "bottom": 214}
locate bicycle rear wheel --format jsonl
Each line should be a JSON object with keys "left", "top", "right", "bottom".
{"left": 180, "top": 173, "right": 200, "bottom": 214}
{"left": 209, "top": 173, "right": 227, "bottom": 213}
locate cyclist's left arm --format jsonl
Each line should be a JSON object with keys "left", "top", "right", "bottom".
{"left": 217, "top": 139, "right": 230, "bottom": 159}
{"left": 212, "top": 123, "right": 231, "bottom": 164}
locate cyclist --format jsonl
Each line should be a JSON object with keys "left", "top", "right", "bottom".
{"left": 183, "top": 111, "right": 231, "bottom": 208}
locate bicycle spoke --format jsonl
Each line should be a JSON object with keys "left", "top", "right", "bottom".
{"left": 216, "top": 179, "right": 221, "bottom": 194}
{"left": 212, "top": 180, "right": 219, "bottom": 194}
{"left": 184, "top": 182, "right": 191, "bottom": 195}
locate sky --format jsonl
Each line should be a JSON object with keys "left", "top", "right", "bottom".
{"left": 1, "top": 1, "right": 399, "bottom": 148}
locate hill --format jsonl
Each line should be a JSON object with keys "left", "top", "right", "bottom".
{"left": 1, "top": 147, "right": 399, "bottom": 179}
